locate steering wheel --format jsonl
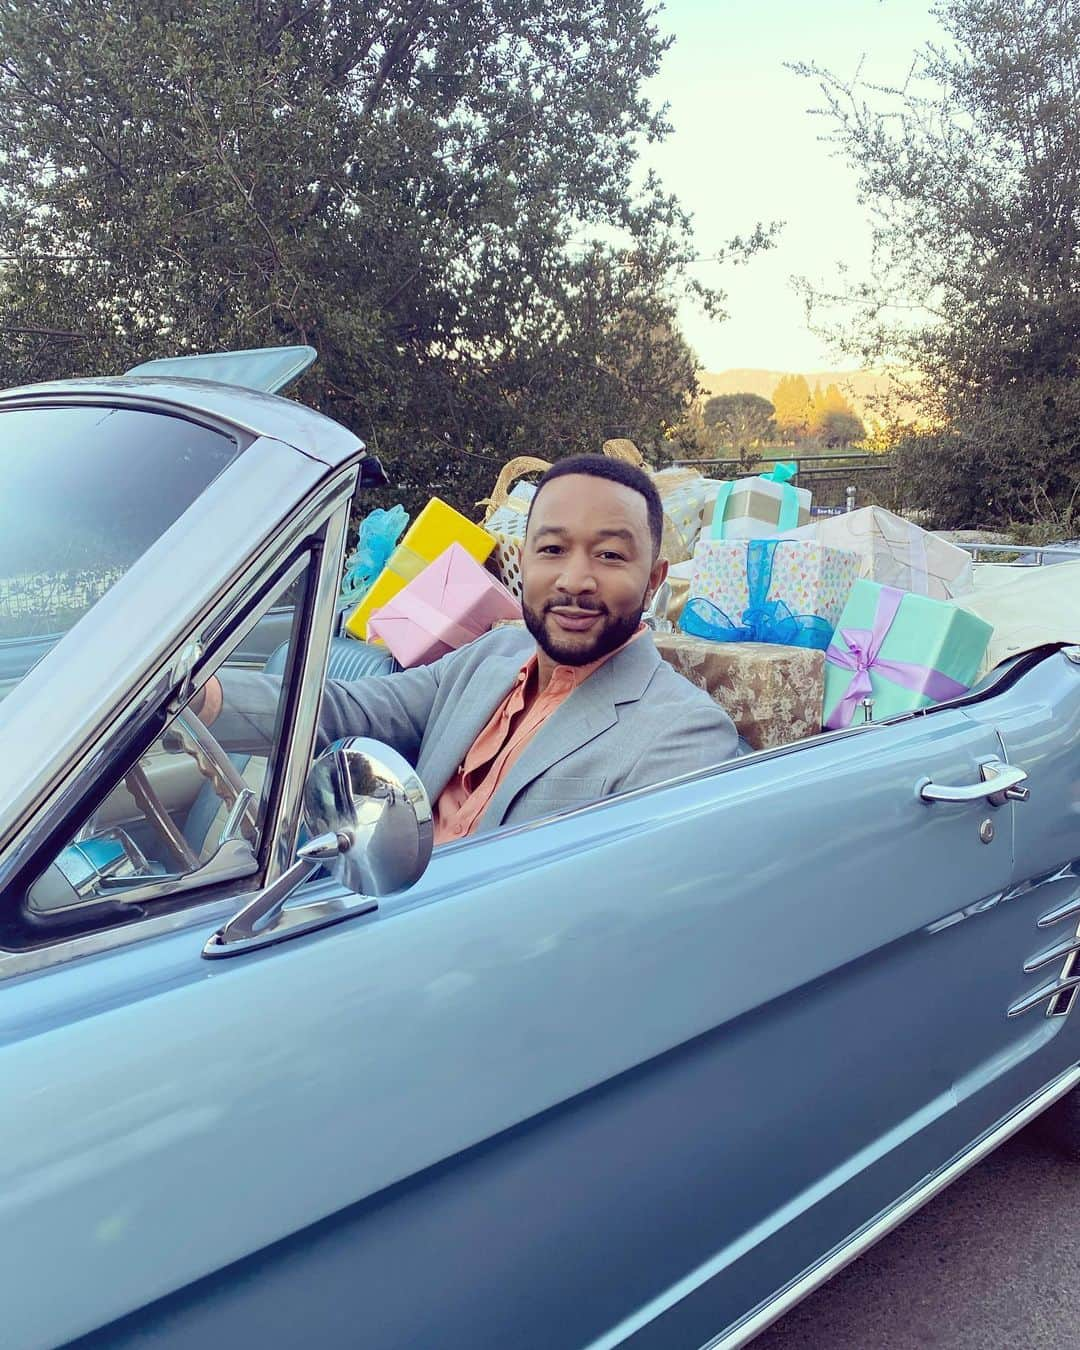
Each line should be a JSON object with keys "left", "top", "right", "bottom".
{"left": 75, "top": 707, "right": 260, "bottom": 876}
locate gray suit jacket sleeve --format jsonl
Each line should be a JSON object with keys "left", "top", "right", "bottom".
{"left": 312, "top": 661, "right": 443, "bottom": 758}
{"left": 212, "top": 657, "right": 448, "bottom": 762}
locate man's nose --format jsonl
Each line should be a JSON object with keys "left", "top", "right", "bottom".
{"left": 556, "top": 549, "right": 598, "bottom": 594}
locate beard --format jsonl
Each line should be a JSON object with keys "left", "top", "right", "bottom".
{"left": 522, "top": 593, "right": 646, "bottom": 667}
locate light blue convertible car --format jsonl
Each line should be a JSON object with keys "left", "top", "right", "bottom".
{"left": 1, "top": 351, "right": 1079, "bottom": 1350}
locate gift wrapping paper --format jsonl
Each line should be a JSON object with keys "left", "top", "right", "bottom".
{"left": 690, "top": 538, "right": 858, "bottom": 634}
{"left": 823, "top": 579, "right": 993, "bottom": 727}
{"left": 346, "top": 497, "right": 496, "bottom": 640}
{"left": 780, "top": 506, "right": 974, "bottom": 600}
{"left": 653, "top": 634, "right": 825, "bottom": 750}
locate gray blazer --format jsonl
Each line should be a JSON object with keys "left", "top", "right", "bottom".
{"left": 219, "top": 628, "right": 738, "bottom": 833}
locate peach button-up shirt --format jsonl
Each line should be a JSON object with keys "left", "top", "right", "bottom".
{"left": 433, "top": 627, "right": 645, "bottom": 844}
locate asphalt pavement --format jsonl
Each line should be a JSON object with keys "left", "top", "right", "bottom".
{"left": 752, "top": 1122, "right": 1075, "bottom": 1350}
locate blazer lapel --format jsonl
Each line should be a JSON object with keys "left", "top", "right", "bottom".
{"left": 417, "top": 651, "right": 524, "bottom": 801}
{"left": 483, "top": 634, "right": 662, "bottom": 827}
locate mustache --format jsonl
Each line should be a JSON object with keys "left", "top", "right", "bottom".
{"left": 544, "top": 596, "right": 608, "bottom": 615}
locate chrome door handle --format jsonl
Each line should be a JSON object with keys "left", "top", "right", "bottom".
{"left": 918, "top": 759, "right": 1030, "bottom": 805}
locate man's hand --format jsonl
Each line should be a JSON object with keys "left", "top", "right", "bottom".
{"left": 189, "top": 675, "right": 223, "bottom": 726}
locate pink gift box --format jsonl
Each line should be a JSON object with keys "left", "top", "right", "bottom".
{"left": 366, "top": 541, "right": 522, "bottom": 666}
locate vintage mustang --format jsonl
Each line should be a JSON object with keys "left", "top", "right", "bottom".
{"left": 1, "top": 350, "right": 1079, "bottom": 1350}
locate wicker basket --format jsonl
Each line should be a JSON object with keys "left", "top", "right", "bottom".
{"left": 477, "top": 441, "right": 646, "bottom": 522}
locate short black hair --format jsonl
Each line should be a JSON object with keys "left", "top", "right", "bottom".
{"left": 527, "top": 454, "right": 663, "bottom": 558}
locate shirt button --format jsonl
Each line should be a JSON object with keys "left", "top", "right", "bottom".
{"left": 453, "top": 824, "right": 464, "bottom": 835}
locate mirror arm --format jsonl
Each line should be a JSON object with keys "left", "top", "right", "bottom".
{"left": 203, "top": 857, "right": 378, "bottom": 959}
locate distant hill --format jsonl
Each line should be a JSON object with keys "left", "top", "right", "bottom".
{"left": 696, "top": 368, "right": 912, "bottom": 422}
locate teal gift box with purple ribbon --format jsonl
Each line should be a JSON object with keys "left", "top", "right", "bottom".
{"left": 823, "top": 580, "right": 993, "bottom": 729}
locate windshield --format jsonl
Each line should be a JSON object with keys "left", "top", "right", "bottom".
{"left": 0, "top": 404, "right": 237, "bottom": 699}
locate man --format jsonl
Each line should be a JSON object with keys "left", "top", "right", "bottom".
{"left": 202, "top": 454, "right": 738, "bottom": 840}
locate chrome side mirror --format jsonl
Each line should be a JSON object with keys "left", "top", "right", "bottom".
{"left": 204, "top": 738, "right": 433, "bottom": 959}
{"left": 298, "top": 738, "right": 433, "bottom": 895}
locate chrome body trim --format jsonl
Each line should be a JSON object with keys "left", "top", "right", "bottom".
{"left": 698, "top": 1064, "right": 1080, "bottom": 1350}
{"left": 1007, "top": 974, "right": 1080, "bottom": 1018}
{"left": 262, "top": 482, "right": 354, "bottom": 885}
{"left": 1037, "top": 872, "right": 1080, "bottom": 926}
{"left": 0, "top": 376, "right": 362, "bottom": 466}
{"left": 958, "top": 542, "right": 1080, "bottom": 565}
{"left": 1023, "top": 933, "right": 1080, "bottom": 973}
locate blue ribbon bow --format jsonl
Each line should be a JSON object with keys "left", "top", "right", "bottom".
{"left": 678, "top": 539, "right": 833, "bottom": 650}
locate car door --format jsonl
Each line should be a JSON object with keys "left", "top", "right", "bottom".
{"left": 6, "top": 645, "right": 1077, "bottom": 1350}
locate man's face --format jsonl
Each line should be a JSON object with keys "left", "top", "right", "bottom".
{"left": 521, "top": 473, "right": 667, "bottom": 666}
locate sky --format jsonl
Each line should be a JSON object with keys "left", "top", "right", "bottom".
{"left": 637, "top": 0, "right": 946, "bottom": 374}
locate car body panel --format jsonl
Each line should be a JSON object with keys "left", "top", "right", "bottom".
{"left": 5, "top": 657, "right": 1080, "bottom": 1347}
{"left": 1, "top": 380, "right": 1079, "bottom": 1350}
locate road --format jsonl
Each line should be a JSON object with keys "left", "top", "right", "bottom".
{"left": 752, "top": 1121, "right": 1075, "bottom": 1350}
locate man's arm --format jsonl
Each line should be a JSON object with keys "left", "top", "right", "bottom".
{"left": 194, "top": 658, "right": 447, "bottom": 763}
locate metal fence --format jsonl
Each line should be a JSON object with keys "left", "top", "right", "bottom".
{"left": 670, "top": 452, "right": 902, "bottom": 514}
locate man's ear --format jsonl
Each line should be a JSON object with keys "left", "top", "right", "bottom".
{"left": 645, "top": 556, "right": 669, "bottom": 604}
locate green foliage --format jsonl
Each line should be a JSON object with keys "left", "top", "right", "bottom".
{"left": 702, "top": 392, "right": 775, "bottom": 459}
{"left": 0, "top": 0, "right": 769, "bottom": 520}
{"left": 814, "top": 407, "right": 865, "bottom": 447}
{"left": 796, "top": 0, "right": 1080, "bottom": 528}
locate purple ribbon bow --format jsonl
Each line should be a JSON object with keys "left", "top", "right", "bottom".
{"left": 824, "top": 585, "right": 969, "bottom": 729}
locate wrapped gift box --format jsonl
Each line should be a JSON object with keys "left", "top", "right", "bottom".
{"left": 945, "top": 560, "right": 1080, "bottom": 678}
{"left": 653, "top": 467, "right": 723, "bottom": 563}
{"left": 823, "top": 580, "right": 993, "bottom": 728}
{"left": 484, "top": 482, "right": 535, "bottom": 601}
{"left": 367, "top": 542, "right": 521, "bottom": 667}
{"left": 347, "top": 498, "right": 495, "bottom": 639}
{"left": 706, "top": 466, "right": 812, "bottom": 541}
{"left": 780, "top": 506, "right": 974, "bottom": 599}
{"left": 653, "top": 633, "right": 825, "bottom": 750}
{"left": 491, "top": 536, "right": 525, "bottom": 599}
{"left": 688, "top": 538, "right": 859, "bottom": 643}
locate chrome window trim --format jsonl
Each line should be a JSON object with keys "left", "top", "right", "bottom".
{"left": 0, "top": 393, "right": 257, "bottom": 455}
{"left": 0, "top": 379, "right": 362, "bottom": 467}
{"left": 0, "top": 893, "right": 242, "bottom": 982}
{"left": 0, "top": 464, "right": 358, "bottom": 978}
{"left": 262, "top": 496, "right": 351, "bottom": 884}
{"left": 682, "top": 1063, "right": 1080, "bottom": 1350}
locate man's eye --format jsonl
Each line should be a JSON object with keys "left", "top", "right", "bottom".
{"left": 598, "top": 551, "right": 626, "bottom": 562}
{"left": 536, "top": 544, "right": 563, "bottom": 555}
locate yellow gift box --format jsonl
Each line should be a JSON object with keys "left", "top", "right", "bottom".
{"left": 345, "top": 497, "right": 496, "bottom": 640}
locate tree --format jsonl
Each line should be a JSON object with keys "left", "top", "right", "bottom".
{"left": 771, "top": 374, "right": 812, "bottom": 441}
{"left": 816, "top": 408, "right": 865, "bottom": 447}
{"left": 807, "top": 382, "right": 863, "bottom": 444}
{"left": 795, "top": 0, "right": 1080, "bottom": 526}
{"left": 703, "top": 392, "right": 775, "bottom": 456}
{"left": 0, "top": 0, "right": 772, "bottom": 520}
